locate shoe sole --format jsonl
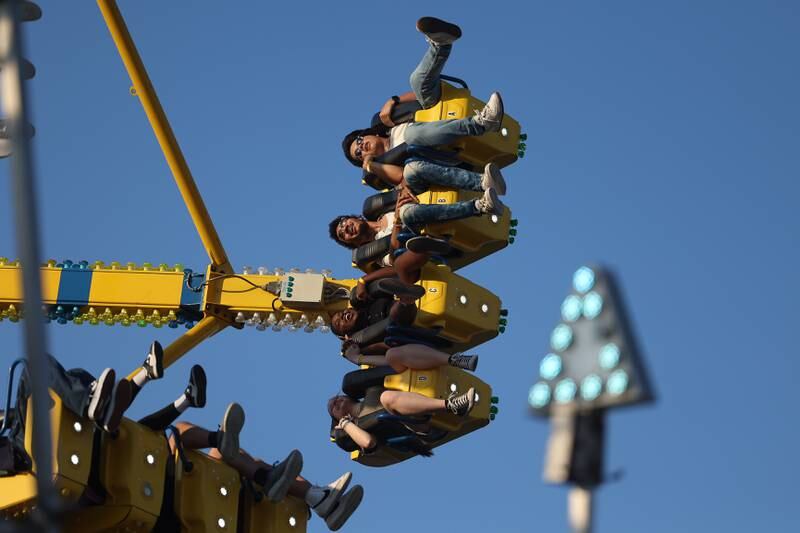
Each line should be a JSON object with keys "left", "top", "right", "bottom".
{"left": 487, "top": 188, "right": 505, "bottom": 216}
{"left": 416, "top": 17, "right": 462, "bottom": 41}
{"left": 326, "top": 485, "right": 364, "bottom": 532}
{"left": 374, "top": 278, "right": 426, "bottom": 300}
{"left": 405, "top": 236, "right": 452, "bottom": 256}
{"left": 314, "top": 471, "right": 352, "bottom": 517}
{"left": 219, "top": 403, "right": 245, "bottom": 463}
{"left": 148, "top": 341, "right": 164, "bottom": 379}
{"left": 88, "top": 368, "right": 115, "bottom": 423}
{"left": 267, "top": 449, "right": 303, "bottom": 503}
{"left": 104, "top": 379, "right": 132, "bottom": 433}
{"left": 484, "top": 163, "right": 507, "bottom": 196}
{"left": 188, "top": 365, "right": 207, "bottom": 408}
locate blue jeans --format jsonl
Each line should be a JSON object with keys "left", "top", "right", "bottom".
{"left": 404, "top": 42, "right": 485, "bottom": 147}
{"left": 403, "top": 160, "right": 483, "bottom": 195}
{"left": 399, "top": 200, "right": 478, "bottom": 231}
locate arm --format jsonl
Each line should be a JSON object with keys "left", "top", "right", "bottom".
{"left": 342, "top": 341, "right": 389, "bottom": 365}
{"left": 354, "top": 266, "right": 397, "bottom": 301}
{"left": 363, "top": 158, "right": 404, "bottom": 187}
{"left": 378, "top": 91, "right": 417, "bottom": 127}
{"left": 338, "top": 417, "right": 378, "bottom": 451}
{"left": 390, "top": 301, "right": 417, "bottom": 326}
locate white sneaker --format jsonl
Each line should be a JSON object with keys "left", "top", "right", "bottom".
{"left": 475, "top": 188, "right": 504, "bottom": 216}
{"left": 473, "top": 92, "right": 504, "bottom": 132}
{"left": 325, "top": 485, "right": 364, "bottom": 531}
{"left": 313, "top": 472, "right": 352, "bottom": 518}
{"left": 481, "top": 163, "right": 507, "bottom": 195}
{"left": 217, "top": 403, "right": 245, "bottom": 463}
{"left": 142, "top": 340, "right": 164, "bottom": 380}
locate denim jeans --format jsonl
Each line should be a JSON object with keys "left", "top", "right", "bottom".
{"left": 403, "top": 159, "right": 483, "bottom": 194}
{"left": 399, "top": 200, "right": 478, "bottom": 231}
{"left": 404, "top": 42, "right": 485, "bottom": 147}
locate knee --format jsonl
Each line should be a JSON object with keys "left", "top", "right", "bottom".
{"left": 403, "top": 161, "right": 424, "bottom": 190}
{"left": 174, "top": 421, "right": 193, "bottom": 434}
{"left": 208, "top": 448, "right": 222, "bottom": 460}
{"left": 385, "top": 346, "right": 404, "bottom": 367}
{"left": 380, "top": 391, "right": 401, "bottom": 412}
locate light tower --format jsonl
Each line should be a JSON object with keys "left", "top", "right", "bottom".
{"left": 530, "top": 265, "right": 655, "bottom": 532}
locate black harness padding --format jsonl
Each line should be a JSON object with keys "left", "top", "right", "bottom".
{"left": 342, "top": 367, "right": 398, "bottom": 401}
{"left": 350, "top": 317, "right": 391, "bottom": 347}
{"left": 362, "top": 190, "right": 399, "bottom": 221}
{"left": 370, "top": 101, "right": 423, "bottom": 130}
{"left": 352, "top": 235, "right": 392, "bottom": 267}
{"left": 385, "top": 325, "right": 453, "bottom": 350}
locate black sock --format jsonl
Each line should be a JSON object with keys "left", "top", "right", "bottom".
{"left": 137, "top": 404, "right": 180, "bottom": 431}
{"left": 130, "top": 381, "right": 142, "bottom": 402}
{"left": 207, "top": 430, "right": 219, "bottom": 449}
{"left": 253, "top": 467, "right": 268, "bottom": 486}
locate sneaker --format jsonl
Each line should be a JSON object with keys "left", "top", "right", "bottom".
{"left": 416, "top": 17, "right": 461, "bottom": 45}
{"left": 312, "top": 472, "right": 352, "bottom": 518}
{"left": 473, "top": 92, "right": 504, "bottom": 132}
{"left": 481, "top": 163, "right": 507, "bottom": 196}
{"left": 264, "top": 449, "right": 303, "bottom": 503}
{"left": 325, "top": 485, "right": 364, "bottom": 531}
{"left": 185, "top": 365, "right": 207, "bottom": 408}
{"left": 449, "top": 353, "right": 479, "bottom": 372}
{"left": 87, "top": 368, "right": 115, "bottom": 423}
{"left": 142, "top": 340, "right": 164, "bottom": 380}
{"left": 475, "top": 188, "right": 504, "bottom": 216}
{"left": 445, "top": 387, "right": 476, "bottom": 416}
{"left": 373, "top": 278, "right": 426, "bottom": 300}
{"left": 103, "top": 378, "right": 133, "bottom": 433}
{"left": 217, "top": 403, "right": 245, "bottom": 463}
{"left": 405, "top": 235, "right": 452, "bottom": 255}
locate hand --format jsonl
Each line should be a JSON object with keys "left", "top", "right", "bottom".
{"left": 362, "top": 154, "right": 374, "bottom": 172}
{"left": 342, "top": 341, "right": 361, "bottom": 364}
{"left": 394, "top": 185, "right": 419, "bottom": 216}
{"left": 355, "top": 279, "right": 368, "bottom": 301}
{"left": 336, "top": 414, "right": 354, "bottom": 430}
{"left": 379, "top": 98, "right": 396, "bottom": 127}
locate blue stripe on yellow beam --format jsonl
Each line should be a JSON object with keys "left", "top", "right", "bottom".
{"left": 56, "top": 265, "right": 93, "bottom": 307}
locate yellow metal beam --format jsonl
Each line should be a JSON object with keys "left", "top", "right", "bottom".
{"left": 96, "top": 0, "right": 232, "bottom": 274}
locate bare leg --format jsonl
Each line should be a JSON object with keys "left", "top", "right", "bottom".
{"left": 384, "top": 344, "right": 449, "bottom": 373}
{"left": 171, "top": 422, "right": 264, "bottom": 482}
{"left": 211, "top": 447, "right": 313, "bottom": 499}
{"left": 392, "top": 250, "right": 427, "bottom": 284}
{"left": 380, "top": 390, "right": 445, "bottom": 416}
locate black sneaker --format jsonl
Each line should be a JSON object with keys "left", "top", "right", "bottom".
{"left": 445, "top": 387, "right": 476, "bottom": 416}
{"left": 373, "top": 278, "right": 426, "bottom": 300}
{"left": 416, "top": 17, "right": 462, "bottom": 45}
{"left": 185, "top": 365, "right": 207, "bottom": 408}
{"left": 312, "top": 472, "right": 352, "bottom": 518}
{"left": 87, "top": 368, "right": 115, "bottom": 423}
{"left": 217, "top": 403, "right": 245, "bottom": 463}
{"left": 103, "top": 378, "right": 133, "bottom": 433}
{"left": 449, "top": 353, "right": 479, "bottom": 372}
{"left": 264, "top": 449, "right": 303, "bottom": 503}
{"left": 325, "top": 485, "right": 364, "bottom": 531}
{"left": 405, "top": 236, "right": 452, "bottom": 255}
{"left": 142, "top": 341, "right": 164, "bottom": 380}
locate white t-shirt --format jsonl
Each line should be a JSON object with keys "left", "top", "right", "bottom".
{"left": 389, "top": 123, "right": 410, "bottom": 150}
{"left": 375, "top": 212, "right": 396, "bottom": 266}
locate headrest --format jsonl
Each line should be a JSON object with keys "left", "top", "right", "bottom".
{"left": 362, "top": 190, "right": 399, "bottom": 221}
{"left": 384, "top": 324, "right": 453, "bottom": 350}
{"left": 341, "top": 366, "right": 398, "bottom": 400}
{"left": 352, "top": 236, "right": 392, "bottom": 267}
{"left": 370, "top": 102, "right": 422, "bottom": 129}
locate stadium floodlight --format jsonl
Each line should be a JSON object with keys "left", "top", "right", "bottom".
{"left": 530, "top": 264, "right": 654, "bottom": 416}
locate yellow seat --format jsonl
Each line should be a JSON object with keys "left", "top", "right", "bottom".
{"left": 413, "top": 263, "right": 502, "bottom": 352}
{"left": 414, "top": 82, "right": 522, "bottom": 169}
{"left": 0, "top": 390, "right": 94, "bottom": 518}
{"left": 240, "top": 487, "right": 309, "bottom": 533}
{"left": 174, "top": 449, "right": 241, "bottom": 533}
{"left": 350, "top": 366, "right": 494, "bottom": 467}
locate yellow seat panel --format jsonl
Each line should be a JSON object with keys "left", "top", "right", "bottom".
{"left": 174, "top": 450, "right": 241, "bottom": 533}
{"left": 240, "top": 488, "right": 308, "bottom": 533}
{"left": 414, "top": 82, "right": 522, "bottom": 169}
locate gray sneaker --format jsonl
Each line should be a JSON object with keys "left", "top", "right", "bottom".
{"left": 264, "top": 449, "right": 303, "bottom": 503}
{"left": 325, "top": 485, "right": 364, "bottom": 531}
{"left": 449, "top": 353, "right": 479, "bottom": 372}
{"left": 445, "top": 387, "right": 476, "bottom": 416}
{"left": 475, "top": 188, "right": 504, "bottom": 216}
{"left": 473, "top": 92, "right": 504, "bottom": 132}
{"left": 481, "top": 163, "right": 507, "bottom": 195}
{"left": 217, "top": 403, "right": 245, "bottom": 463}
{"left": 312, "top": 471, "right": 352, "bottom": 519}
{"left": 416, "top": 17, "right": 461, "bottom": 45}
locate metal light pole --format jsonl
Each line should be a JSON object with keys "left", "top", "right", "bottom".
{"left": 0, "top": 1, "right": 58, "bottom": 530}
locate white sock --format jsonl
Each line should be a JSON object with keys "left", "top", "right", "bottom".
{"left": 132, "top": 368, "right": 149, "bottom": 388}
{"left": 173, "top": 394, "right": 190, "bottom": 412}
{"left": 305, "top": 486, "right": 328, "bottom": 509}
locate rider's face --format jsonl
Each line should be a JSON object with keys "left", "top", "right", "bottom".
{"left": 349, "top": 135, "right": 385, "bottom": 162}
{"left": 332, "top": 308, "right": 360, "bottom": 336}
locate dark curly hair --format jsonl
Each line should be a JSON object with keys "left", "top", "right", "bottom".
{"left": 341, "top": 126, "right": 388, "bottom": 168}
{"left": 328, "top": 214, "right": 365, "bottom": 249}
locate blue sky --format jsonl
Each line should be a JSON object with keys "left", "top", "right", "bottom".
{"left": 1, "top": 1, "right": 798, "bottom": 531}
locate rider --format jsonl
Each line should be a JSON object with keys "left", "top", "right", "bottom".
{"left": 341, "top": 17, "right": 504, "bottom": 174}
{"left": 171, "top": 403, "right": 363, "bottom": 532}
